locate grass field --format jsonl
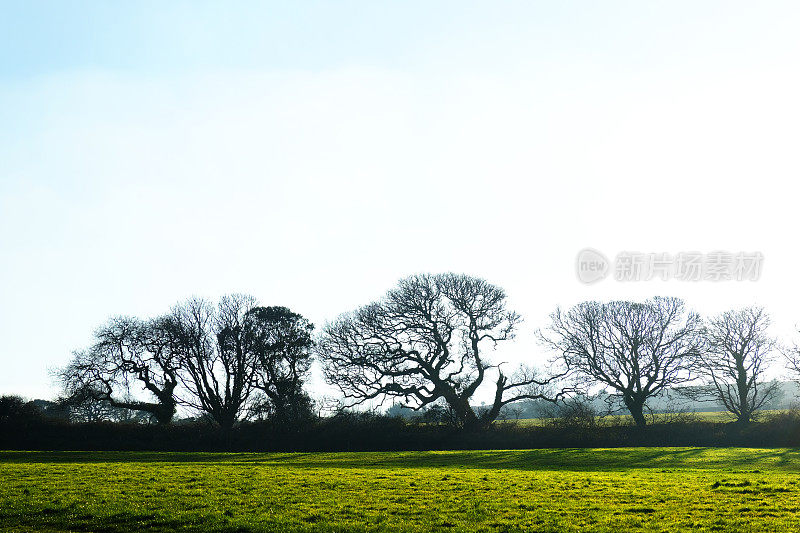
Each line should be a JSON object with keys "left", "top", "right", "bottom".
{"left": 3, "top": 448, "right": 800, "bottom": 532}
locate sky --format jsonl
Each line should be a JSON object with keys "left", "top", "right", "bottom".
{"left": 2, "top": 1, "right": 800, "bottom": 401}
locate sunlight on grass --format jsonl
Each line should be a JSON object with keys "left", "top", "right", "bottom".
{"left": 2, "top": 448, "right": 800, "bottom": 532}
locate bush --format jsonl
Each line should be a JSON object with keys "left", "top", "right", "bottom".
{"left": 4, "top": 407, "right": 800, "bottom": 451}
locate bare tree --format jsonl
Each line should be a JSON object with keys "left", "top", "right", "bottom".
{"left": 245, "top": 306, "right": 315, "bottom": 424}
{"left": 58, "top": 316, "right": 181, "bottom": 424}
{"left": 694, "top": 307, "right": 779, "bottom": 424}
{"left": 317, "top": 273, "right": 560, "bottom": 430}
{"left": 171, "top": 295, "right": 260, "bottom": 431}
{"left": 782, "top": 325, "right": 800, "bottom": 389}
{"left": 539, "top": 296, "right": 702, "bottom": 427}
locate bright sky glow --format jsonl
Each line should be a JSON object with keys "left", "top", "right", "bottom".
{"left": 2, "top": 1, "right": 800, "bottom": 400}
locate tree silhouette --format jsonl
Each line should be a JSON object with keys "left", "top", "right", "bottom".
{"left": 170, "top": 295, "right": 260, "bottom": 431}
{"left": 318, "top": 273, "right": 559, "bottom": 430}
{"left": 246, "top": 306, "right": 315, "bottom": 425}
{"left": 540, "top": 297, "right": 702, "bottom": 427}
{"left": 693, "top": 306, "right": 779, "bottom": 424}
{"left": 58, "top": 315, "right": 181, "bottom": 424}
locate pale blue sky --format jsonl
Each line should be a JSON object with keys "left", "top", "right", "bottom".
{"left": 2, "top": 2, "right": 800, "bottom": 400}
{"left": 5, "top": 2, "right": 792, "bottom": 77}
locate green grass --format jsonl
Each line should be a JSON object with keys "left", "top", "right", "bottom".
{"left": 2, "top": 448, "right": 800, "bottom": 532}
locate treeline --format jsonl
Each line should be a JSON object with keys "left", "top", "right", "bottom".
{"left": 55, "top": 296, "right": 315, "bottom": 429}
{"left": 5, "top": 399, "right": 800, "bottom": 451}
{"left": 3, "top": 272, "right": 800, "bottom": 451}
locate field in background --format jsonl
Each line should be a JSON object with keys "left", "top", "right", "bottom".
{"left": 506, "top": 410, "right": 750, "bottom": 426}
{"left": 3, "top": 449, "right": 800, "bottom": 532}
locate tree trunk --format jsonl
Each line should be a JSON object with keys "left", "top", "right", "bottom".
{"left": 448, "top": 395, "right": 482, "bottom": 430}
{"left": 218, "top": 414, "right": 236, "bottom": 432}
{"left": 478, "top": 374, "right": 508, "bottom": 429}
{"left": 737, "top": 377, "right": 751, "bottom": 425}
{"left": 153, "top": 400, "right": 176, "bottom": 425}
{"left": 625, "top": 399, "right": 647, "bottom": 427}
{"left": 461, "top": 414, "right": 487, "bottom": 431}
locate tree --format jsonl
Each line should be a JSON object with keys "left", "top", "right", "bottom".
{"left": 0, "top": 395, "right": 44, "bottom": 425}
{"left": 58, "top": 316, "right": 181, "bottom": 424}
{"left": 783, "top": 326, "right": 800, "bottom": 390}
{"left": 245, "top": 306, "right": 315, "bottom": 425}
{"left": 317, "top": 273, "right": 559, "bottom": 430}
{"left": 540, "top": 296, "right": 702, "bottom": 427}
{"left": 694, "top": 307, "right": 779, "bottom": 424}
{"left": 171, "top": 295, "right": 261, "bottom": 431}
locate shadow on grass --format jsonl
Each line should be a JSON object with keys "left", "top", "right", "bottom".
{"left": 3, "top": 447, "right": 800, "bottom": 471}
{"left": 0, "top": 507, "right": 223, "bottom": 533}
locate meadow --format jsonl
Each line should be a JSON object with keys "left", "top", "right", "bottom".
{"left": 2, "top": 448, "right": 800, "bottom": 532}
